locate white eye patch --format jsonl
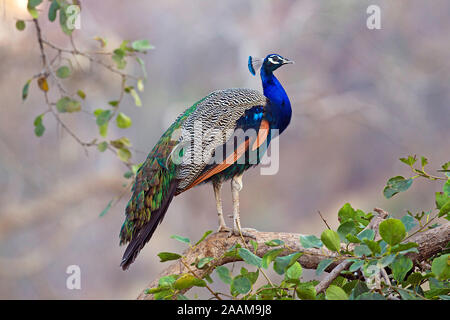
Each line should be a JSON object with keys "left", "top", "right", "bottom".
{"left": 268, "top": 56, "right": 281, "bottom": 64}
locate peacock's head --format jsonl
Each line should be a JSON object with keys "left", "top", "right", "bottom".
{"left": 248, "top": 54, "right": 294, "bottom": 76}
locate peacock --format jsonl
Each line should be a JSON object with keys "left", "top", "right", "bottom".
{"left": 120, "top": 53, "right": 294, "bottom": 270}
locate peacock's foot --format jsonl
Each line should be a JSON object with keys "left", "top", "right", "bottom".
{"left": 227, "top": 227, "right": 257, "bottom": 239}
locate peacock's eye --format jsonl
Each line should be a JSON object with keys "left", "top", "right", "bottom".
{"left": 272, "top": 56, "right": 279, "bottom": 62}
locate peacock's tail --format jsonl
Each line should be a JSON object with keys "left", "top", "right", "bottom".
{"left": 119, "top": 96, "right": 208, "bottom": 270}
{"left": 119, "top": 138, "right": 179, "bottom": 270}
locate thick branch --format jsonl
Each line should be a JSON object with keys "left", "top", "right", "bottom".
{"left": 137, "top": 222, "right": 449, "bottom": 299}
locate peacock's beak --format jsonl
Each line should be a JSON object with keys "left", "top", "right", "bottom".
{"left": 282, "top": 58, "right": 294, "bottom": 65}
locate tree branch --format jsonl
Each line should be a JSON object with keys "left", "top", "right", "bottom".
{"left": 137, "top": 220, "right": 449, "bottom": 299}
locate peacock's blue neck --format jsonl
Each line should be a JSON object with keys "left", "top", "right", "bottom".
{"left": 260, "top": 67, "right": 292, "bottom": 134}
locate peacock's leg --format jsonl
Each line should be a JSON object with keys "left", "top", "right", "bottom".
{"left": 213, "top": 180, "right": 229, "bottom": 232}
{"left": 230, "top": 174, "right": 256, "bottom": 238}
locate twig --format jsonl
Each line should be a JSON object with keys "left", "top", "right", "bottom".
{"left": 315, "top": 260, "right": 352, "bottom": 293}
{"left": 317, "top": 210, "right": 331, "bottom": 230}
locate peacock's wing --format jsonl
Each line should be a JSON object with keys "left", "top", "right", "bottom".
{"left": 175, "top": 88, "right": 269, "bottom": 192}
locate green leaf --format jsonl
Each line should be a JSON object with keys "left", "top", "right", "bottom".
{"left": 399, "top": 155, "right": 417, "bottom": 167}
{"left": 383, "top": 176, "right": 413, "bottom": 199}
{"left": 174, "top": 274, "right": 206, "bottom": 290}
{"left": 349, "top": 281, "right": 369, "bottom": 299}
{"left": 116, "top": 112, "right": 132, "bottom": 129}
{"left": 300, "top": 235, "right": 323, "bottom": 248}
{"left": 420, "top": 156, "right": 428, "bottom": 168}
{"left": 197, "top": 257, "right": 214, "bottom": 269}
{"left": 439, "top": 201, "right": 450, "bottom": 218}
{"left": 136, "top": 57, "right": 147, "bottom": 79}
{"left": 391, "top": 255, "right": 413, "bottom": 282}
{"left": 261, "top": 249, "right": 283, "bottom": 269}
{"left": 355, "top": 292, "right": 386, "bottom": 300}
{"left": 131, "top": 39, "right": 154, "bottom": 52}
{"left": 56, "top": 66, "right": 72, "bottom": 78}
{"left": 99, "top": 200, "right": 112, "bottom": 217}
{"left": 401, "top": 215, "right": 417, "bottom": 232}
{"left": 215, "top": 266, "right": 232, "bottom": 284}
{"left": 379, "top": 218, "right": 406, "bottom": 246}
{"left": 354, "top": 244, "right": 372, "bottom": 257}
{"left": 194, "top": 230, "right": 213, "bottom": 246}
{"left": 99, "top": 123, "right": 108, "bottom": 137}
{"left": 33, "top": 114, "right": 45, "bottom": 137}
{"left": 97, "top": 141, "right": 108, "bottom": 152}
{"left": 338, "top": 203, "right": 357, "bottom": 223}
{"left": 265, "top": 239, "right": 284, "bottom": 247}
{"left": 22, "top": 79, "right": 31, "bottom": 101}
{"left": 296, "top": 282, "right": 316, "bottom": 300}
{"left": 56, "top": 97, "right": 81, "bottom": 113}
{"left": 436, "top": 192, "right": 450, "bottom": 209}
{"left": 431, "top": 254, "right": 450, "bottom": 281}
{"left": 285, "top": 261, "right": 302, "bottom": 280}
{"left": 48, "top": 0, "right": 59, "bottom": 22}
{"left": 337, "top": 221, "right": 357, "bottom": 241}
{"left": 326, "top": 285, "right": 348, "bottom": 300}
{"left": 378, "top": 254, "right": 396, "bottom": 268}
{"left": 390, "top": 242, "right": 419, "bottom": 254}
{"left": 349, "top": 260, "right": 364, "bottom": 272}
{"left": 231, "top": 275, "right": 252, "bottom": 295}
{"left": 170, "top": 234, "right": 190, "bottom": 244}
{"left": 444, "top": 180, "right": 450, "bottom": 196}
{"left": 16, "top": 20, "right": 26, "bottom": 31}
{"left": 273, "top": 252, "right": 303, "bottom": 275}
{"left": 157, "top": 252, "right": 182, "bottom": 262}
{"left": 27, "top": 0, "right": 42, "bottom": 18}
{"left": 112, "top": 49, "right": 127, "bottom": 69}
{"left": 117, "top": 147, "right": 131, "bottom": 163}
{"left": 110, "top": 137, "right": 131, "bottom": 149}
{"left": 345, "top": 234, "right": 361, "bottom": 243}
{"left": 28, "top": 0, "right": 43, "bottom": 7}
{"left": 108, "top": 100, "right": 119, "bottom": 107}
{"left": 397, "top": 288, "right": 421, "bottom": 300}
{"left": 157, "top": 274, "right": 177, "bottom": 288}
{"left": 76, "top": 90, "right": 86, "bottom": 100}
{"left": 240, "top": 267, "right": 259, "bottom": 284}
{"left": 250, "top": 240, "right": 258, "bottom": 253}
{"left": 363, "top": 239, "right": 381, "bottom": 255}
{"left": 357, "top": 229, "right": 375, "bottom": 241}
{"left": 320, "top": 230, "right": 341, "bottom": 252}
{"left": 238, "top": 248, "right": 262, "bottom": 268}
{"left": 128, "top": 88, "right": 142, "bottom": 107}
{"left": 95, "top": 109, "right": 112, "bottom": 125}
{"left": 137, "top": 78, "right": 144, "bottom": 92}
{"left": 316, "top": 259, "right": 333, "bottom": 276}
{"left": 406, "top": 272, "right": 424, "bottom": 287}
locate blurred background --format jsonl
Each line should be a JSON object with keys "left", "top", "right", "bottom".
{"left": 0, "top": 0, "right": 449, "bottom": 299}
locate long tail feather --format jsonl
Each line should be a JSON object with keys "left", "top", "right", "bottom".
{"left": 120, "top": 180, "right": 178, "bottom": 270}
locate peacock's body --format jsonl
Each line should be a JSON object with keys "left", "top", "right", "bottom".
{"left": 120, "top": 54, "right": 293, "bottom": 270}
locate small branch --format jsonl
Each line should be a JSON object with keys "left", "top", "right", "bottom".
{"left": 317, "top": 211, "right": 331, "bottom": 230}
{"left": 315, "top": 260, "right": 352, "bottom": 294}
